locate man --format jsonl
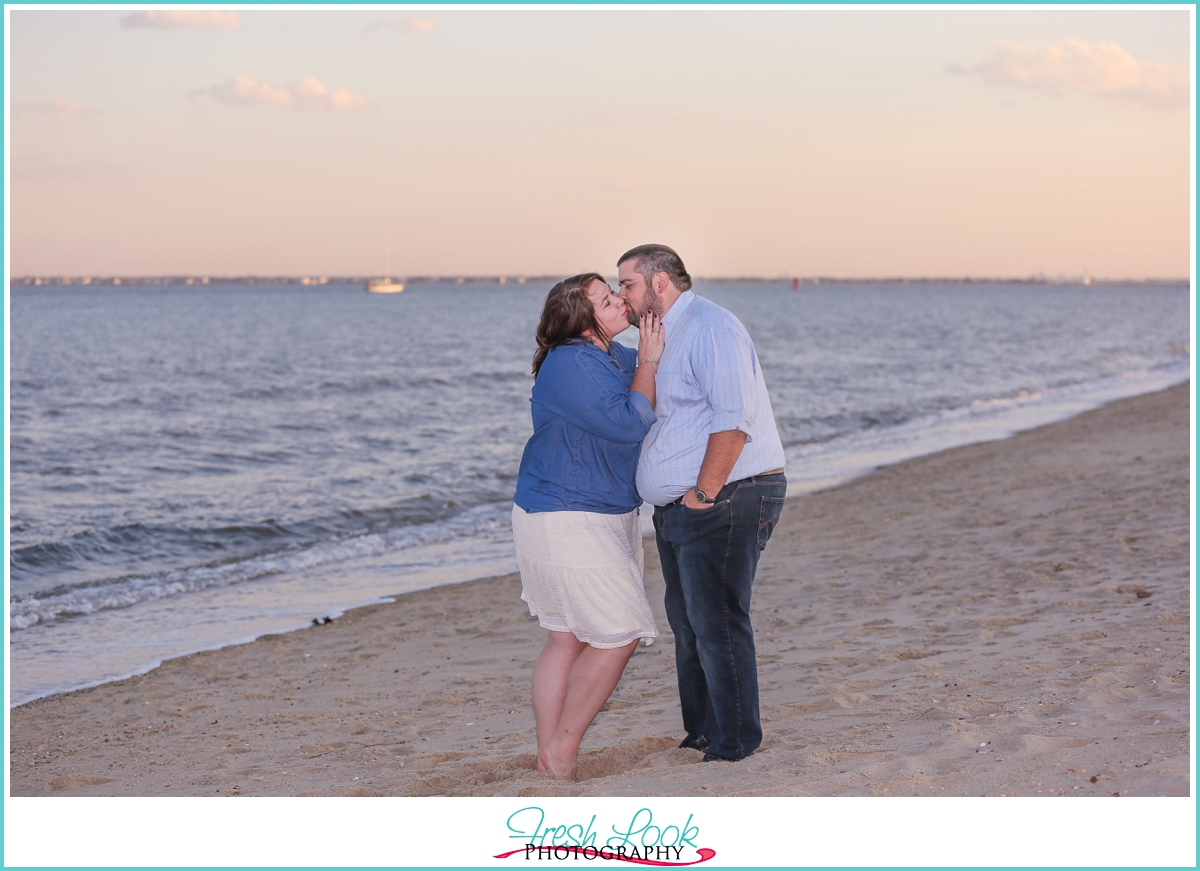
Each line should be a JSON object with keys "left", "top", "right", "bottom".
{"left": 617, "top": 243, "right": 786, "bottom": 763}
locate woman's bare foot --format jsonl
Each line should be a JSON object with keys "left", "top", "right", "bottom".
{"left": 538, "top": 742, "right": 577, "bottom": 782}
{"left": 535, "top": 749, "right": 547, "bottom": 773}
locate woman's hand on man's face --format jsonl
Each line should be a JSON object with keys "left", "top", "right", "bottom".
{"left": 638, "top": 310, "right": 665, "bottom": 361}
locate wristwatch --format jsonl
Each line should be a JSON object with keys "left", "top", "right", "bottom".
{"left": 693, "top": 488, "right": 717, "bottom": 504}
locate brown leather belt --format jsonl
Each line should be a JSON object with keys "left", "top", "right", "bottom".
{"left": 671, "top": 469, "right": 786, "bottom": 505}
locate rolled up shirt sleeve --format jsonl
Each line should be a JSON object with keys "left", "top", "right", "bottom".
{"left": 543, "top": 348, "right": 657, "bottom": 444}
{"left": 694, "top": 324, "right": 760, "bottom": 439}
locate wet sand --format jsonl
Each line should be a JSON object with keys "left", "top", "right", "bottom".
{"left": 9, "top": 383, "right": 1191, "bottom": 798}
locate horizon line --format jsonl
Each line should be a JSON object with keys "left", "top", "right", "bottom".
{"left": 9, "top": 274, "right": 1191, "bottom": 287}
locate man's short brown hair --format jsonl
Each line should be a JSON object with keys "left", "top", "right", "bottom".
{"left": 617, "top": 244, "right": 692, "bottom": 293}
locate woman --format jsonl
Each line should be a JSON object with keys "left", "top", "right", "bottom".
{"left": 512, "top": 272, "right": 665, "bottom": 781}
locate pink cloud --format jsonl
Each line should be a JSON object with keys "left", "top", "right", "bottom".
{"left": 955, "top": 39, "right": 1188, "bottom": 109}
{"left": 121, "top": 11, "right": 241, "bottom": 31}
{"left": 205, "top": 75, "right": 367, "bottom": 112}
{"left": 12, "top": 98, "right": 89, "bottom": 122}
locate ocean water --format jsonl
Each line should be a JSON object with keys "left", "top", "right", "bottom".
{"left": 7, "top": 281, "right": 1191, "bottom": 705}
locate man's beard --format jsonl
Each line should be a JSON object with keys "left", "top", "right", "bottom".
{"left": 626, "top": 293, "right": 664, "bottom": 326}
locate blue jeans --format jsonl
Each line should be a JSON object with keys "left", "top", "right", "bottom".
{"left": 653, "top": 473, "right": 786, "bottom": 761}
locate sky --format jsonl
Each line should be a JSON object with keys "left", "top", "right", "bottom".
{"left": 6, "top": 7, "right": 1193, "bottom": 279}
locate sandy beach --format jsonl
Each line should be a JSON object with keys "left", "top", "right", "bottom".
{"left": 9, "top": 383, "right": 1190, "bottom": 798}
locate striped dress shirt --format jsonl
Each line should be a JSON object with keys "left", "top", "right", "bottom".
{"left": 636, "top": 292, "right": 786, "bottom": 506}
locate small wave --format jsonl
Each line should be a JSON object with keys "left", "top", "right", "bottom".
{"left": 10, "top": 520, "right": 298, "bottom": 574}
{"left": 317, "top": 377, "right": 403, "bottom": 395}
{"left": 10, "top": 496, "right": 474, "bottom": 586}
{"left": 231, "top": 385, "right": 292, "bottom": 400}
{"left": 10, "top": 519, "right": 304, "bottom": 599}
{"left": 9, "top": 502, "right": 513, "bottom": 631}
{"left": 785, "top": 362, "right": 1189, "bottom": 486}
{"left": 970, "top": 388, "right": 1044, "bottom": 409}
{"left": 468, "top": 370, "right": 532, "bottom": 383}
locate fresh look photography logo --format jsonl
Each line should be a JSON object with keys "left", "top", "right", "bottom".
{"left": 495, "top": 807, "right": 715, "bottom": 865}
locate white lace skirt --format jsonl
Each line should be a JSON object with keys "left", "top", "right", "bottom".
{"left": 512, "top": 505, "right": 659, "bottom": 648}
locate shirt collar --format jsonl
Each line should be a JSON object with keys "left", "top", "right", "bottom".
{"left": 661, "top": 290, "right": 695, "bottom": 326}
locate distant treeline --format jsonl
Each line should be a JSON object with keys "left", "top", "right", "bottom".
{"left": 10, "top": 275, "right": 1191, "bottom": 288}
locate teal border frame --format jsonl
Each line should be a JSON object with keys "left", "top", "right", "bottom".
{"left": 1, "top": 2, "right": 1195, "bottom": 869}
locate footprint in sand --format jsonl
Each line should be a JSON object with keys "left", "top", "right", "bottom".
{"left": 403, "top": 737, "right": 686, "bottom": 795}
{"left": 46, "top": 776, "right": 115, "bottom": 792}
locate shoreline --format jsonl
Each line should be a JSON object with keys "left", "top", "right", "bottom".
{"left": 8, "top": 382, "right": 1191, "bottom": 797}
{"left": 11, "top": 368, "right": 1189, "bottom": 709}
{"left": 8, "top": 570, "right": 505, "bottom": 710}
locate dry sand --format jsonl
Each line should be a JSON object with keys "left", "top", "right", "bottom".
{"left": 9, "top": 384, "right": 1191, "bottom": 797}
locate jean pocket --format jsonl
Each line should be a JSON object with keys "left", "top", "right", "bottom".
{"left": 681, "top": 499, "right": 729, "bottom": 516}
{"left": 666, "top": 499, "right": 732, "bottom": 545}
{"left": 757, "top": 496, "right": 785, "bottom": 549}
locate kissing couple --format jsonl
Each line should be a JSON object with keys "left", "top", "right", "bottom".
{"left": 511, "top": 244, "right": 787, "bottom": 780}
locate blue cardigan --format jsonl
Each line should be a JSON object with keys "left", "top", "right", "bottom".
{"left": 514, "top": 340, "right": 656, "bottom": 514}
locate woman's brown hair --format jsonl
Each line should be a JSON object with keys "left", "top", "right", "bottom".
{"left": 532, "top": 272, "right": 612, "bottom": 379}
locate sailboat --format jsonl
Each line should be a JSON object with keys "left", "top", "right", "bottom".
{"left": 365, "top": 233, "right": 405, "bottom": 293}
